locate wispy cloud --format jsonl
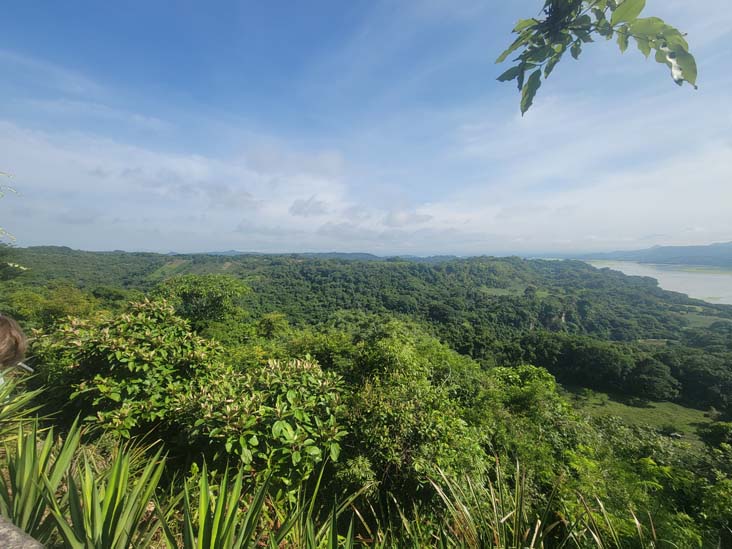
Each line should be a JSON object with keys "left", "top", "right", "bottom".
{"left": 25, "top": 98, "right": 170, "bottom": 132}
{"left": 0, "top": 49, "right": 102, "bottom": 97}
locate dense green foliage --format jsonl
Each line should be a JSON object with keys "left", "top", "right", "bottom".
{"left": 1, "top": 246, "right": 732, "bottom": 545}
{"left": 33, "top": 300, "right": 222, "bottom": 437}
{"left": 175, "top": 358, "right": 347, "bottom": 500}
{"left": 5, "top": 247, "right": 732, "bottom": 414}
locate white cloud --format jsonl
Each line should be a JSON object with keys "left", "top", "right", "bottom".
{"left": 0, "top": 121, "right": 354, "bottom": 251}
{"left": 383, "top": 209, "right": 432, "bottom": 228}
{"left": 2, "top": 97, "right": 730, "bottom": 256}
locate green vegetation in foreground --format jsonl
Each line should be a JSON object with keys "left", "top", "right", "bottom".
{"left": 565, "top": 386, "right": 713, "bottom": 447}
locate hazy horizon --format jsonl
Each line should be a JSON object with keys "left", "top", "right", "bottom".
{"left": 9, "top": 239, "right": 732, "bottom": 260}
{"left": 1, "top": 1, "right": 731, "bottom": 255}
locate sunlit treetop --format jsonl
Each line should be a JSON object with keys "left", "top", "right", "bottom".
{"left": 499, "top": 0, "right": 698, "bottom": 115}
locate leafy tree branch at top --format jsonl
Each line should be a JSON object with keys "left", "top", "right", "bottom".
{"left": 500, "top": 0, "right": 698, "bottom": 114}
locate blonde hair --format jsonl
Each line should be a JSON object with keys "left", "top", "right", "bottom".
{"left": 0, "top": 315, "right": 27, "bottom": 368}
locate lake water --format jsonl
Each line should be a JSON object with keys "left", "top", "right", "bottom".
{"left": 585, "top": 261, "right": 732, "bottom": 305}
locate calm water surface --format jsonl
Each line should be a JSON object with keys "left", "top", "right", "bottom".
{"left": 585, "top": 261, "right": 732, "bottom": 305}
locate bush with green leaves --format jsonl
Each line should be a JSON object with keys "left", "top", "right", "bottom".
{"left": 2, "top": 282, "right": 100, "bottom": 330}
{"left": 33, "top": 299, "right": 222, "bottom": 436}
{"left": 345, "top": 366, "right": 487, "bottom": 499}
{"left": 332, "top": 322, "right": 489, "bottom": 498}
{"left": 174, "top": 358, "right": 347, "bottom": 500}
{"left": 699, "top": 421, "right": 732, "bottom": 448}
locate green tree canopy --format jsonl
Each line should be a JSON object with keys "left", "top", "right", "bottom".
{"left": 152, "top": 274, "right": 249, "bottom": 329}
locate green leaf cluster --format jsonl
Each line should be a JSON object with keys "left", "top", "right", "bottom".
{"left": 497, "top": 0, "right": 697, "bottom": 114}
{"left": 175, "top": 358, "right": 347, "bottom": 501}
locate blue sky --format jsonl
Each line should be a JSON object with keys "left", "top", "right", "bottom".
{"left": 1, "top": 0, "right": 731, "bottom": 255}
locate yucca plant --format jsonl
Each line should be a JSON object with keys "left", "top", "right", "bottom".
{"left": 285, "top": 502, "right": 355, "bottom": 549}
{"left": 0, "top": 418, "right": 81, "bottom": 543}
{"left": 0, "top": 374, "right": 43, "bottom": 442}
{"left": 427, "top": 464, "right": 668, "bottom": 549}
{"left": 158, "top": 465, "right": 270, "bottom": 549}
{"left": 159, "top": 461, "right": 367, "bottom": 549}
{"left": 271, "top": 499, "right": 358, "bottom": 549}
{"left": 45, "top": 447, "right": 166, "bottom": 548}
{"left": 270, "top": 462, "right": 373, "bottom": 549}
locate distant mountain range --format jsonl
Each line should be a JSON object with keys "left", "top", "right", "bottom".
{"left": 185, "top": 251, "right": 460, "bottom": 263}
{"left": 21, "top": 244, "right": 732, "bottom": 268}
{"left": 582, "top": 242, "right": 732, "bottom": 267}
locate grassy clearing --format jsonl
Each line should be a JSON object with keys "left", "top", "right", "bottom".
{"left": 681, "top": 310, "right": 732, "bottom": 328}
{"left": 479, "top": 286, "right": 522, "bottom": 297}
{"left": 147, "top": 259, "right": 192, "bottom": 281}
{"left": 563, "top": 386, "right": 712, "bottom": 447}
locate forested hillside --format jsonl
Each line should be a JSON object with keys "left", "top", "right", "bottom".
{"left": 2, "top": 245, "right": 732, "bottom": 545}
{"left": 7, "top": 246, "right": 732, "bottom": 410}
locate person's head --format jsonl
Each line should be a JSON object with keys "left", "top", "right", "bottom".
{"left": 0, "top": 315, "right": 27, "bottom": 368}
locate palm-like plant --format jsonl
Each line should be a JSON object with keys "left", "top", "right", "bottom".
{"left": 45, "top": 447, "right": 165, "bottom": 548}
{"left": 272, "top": 465, "right": 366, "bottom": 549}
{"left": 0, "top": 375, "right": 43, "bottom": 442}
{"left": 158, "top": 466, "right": 270, "bottom": 549}
{"left": 0, "top": 419, "right": 80, "bottom": 543}
{"left": 159, "top": 461, "right": 368, "bottom": 549}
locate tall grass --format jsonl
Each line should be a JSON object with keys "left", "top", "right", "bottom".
{"left": 428, "top": 464, "right": 568, "bottom": 548}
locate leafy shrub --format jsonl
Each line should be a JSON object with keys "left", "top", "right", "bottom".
{"left": 33, "top": 299, "right": 221, "bottom": 436}
{"left": 290, "top": 319, "right": 490, "bottom": 497}
{"left": 345, "top": 367, "right": 487, "bottom": 498}
{"left": 174, "top": 358, "right": 347, "bottom": 499}
{"left": 699, "top": 422, "right": 732, "bottom": 447}
{"left": 4, "top": 282, "right": 99, "bottom": 329}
